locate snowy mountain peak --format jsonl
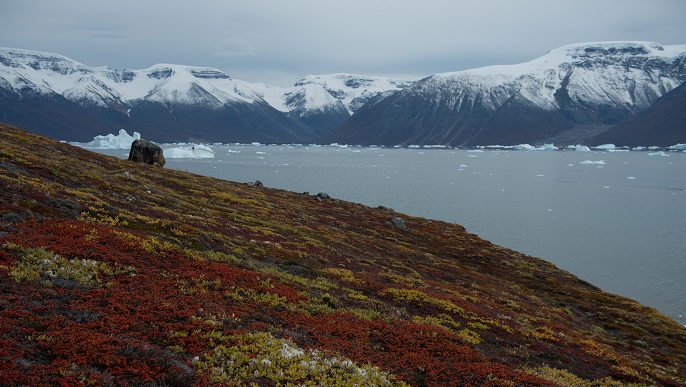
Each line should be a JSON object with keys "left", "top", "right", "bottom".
{"left": 0, "top": 47, "right": 91, "bottom": 74}
{"left": 139, "top": 64, "right": 231, "bottom": 80}
{"left": 550, "top": 41, "right": 676, "bottom": 58}
{"left": 425, "top": 41, "right": 686, "bottom": 112}
{"left": 292, "top": 73, "right": 413, "bottom": 114}
{"left": 324, "top": 41, "right": 686, "bottom": 147}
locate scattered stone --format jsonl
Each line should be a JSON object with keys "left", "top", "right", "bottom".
{"left": 254, "top": 180, "right": 264, "bottom": 187}
{"left": 378, "top": 205, "right": 395, "bottom": 213}
{"left": 317, "top": 192, "right": 330, "bottom": 200}
{"left": 128, "top": 139, "right": 166, "bottom": 167}
{"left": 1, "top": 212, "right": 23, "bottom": 223}
{"left": 391, "top": 216, "right": 407, "bottom": 230}
{"left": 121, "top": 171, "right": 132, "bottom": 179}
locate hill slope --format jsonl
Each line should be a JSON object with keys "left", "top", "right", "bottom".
{"left": 322, "top": 42, "right": 686, "bottom": 147}
{"left": 1, "top": 123, "right": 685, "bottom": 386}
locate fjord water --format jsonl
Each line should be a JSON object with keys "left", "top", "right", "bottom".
{"left": 106, "top": 146, "right": 686, "bottom": 325}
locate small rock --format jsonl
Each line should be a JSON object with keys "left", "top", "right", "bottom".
{"left": 254, "top": 180, "right": 264, "bottom": 187}
{"left": 1, "top": 212, "right": 23, "bottom": 223}
{"left": 391, "top": 216, "right": 407, "bottom": 230}
{"left": 317, "top": 192, "right": 330, "bottom": 200}
{"left": 378, "top": 205, "right": 395, "bottom": 212}
{"left": 122, "top": 171, "right": 132, "bottom": 179}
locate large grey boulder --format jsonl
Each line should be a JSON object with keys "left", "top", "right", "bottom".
{"left": 128, "top": 139, "right": 165, "bottom": 167}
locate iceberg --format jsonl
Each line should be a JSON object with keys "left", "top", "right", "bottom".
{"left": 535, "top": 143, "right": 558, "bottom": 151}
{"left": 77, "top": 129, "right": 141, "bottom": 149}
{"left": 668, "top": 143, "right": 686, "bottom": 150}
{"left": 508, "top": 144, "right": 536, "bottom": 151}
{"left": 647, "top": 151, "right": 670, "bottom": 157}
{"left": 164, "top": 145, "right": 215, "bottom": 159}
{"left": 574, "top": 145, "right": 591, "bottom": 151}
{"left": 594, "top": 144, "right": 616, "bottom": 151}
{"left": 580, "top": 160, "right": 606, "bottom": 165}
{"left": 506, "top": 143, "right": 558, "bottom": 151}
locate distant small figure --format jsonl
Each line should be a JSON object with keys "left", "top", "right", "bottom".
{"left": 128, "top": 139, "right": 165, "bottom": 167}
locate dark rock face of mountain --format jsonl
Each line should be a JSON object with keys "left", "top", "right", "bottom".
{"left": 591, "top": 81, "right": 686, "bottom": 146}
{"left": 322, "top": 42, "right": 686, "bottom": 146}
{"left": 0, "top": 91, "right": 125, "bottom": 142}
{"left": 124, "top": 100, "right": 315, "bottom": 144}
{"left": 0, "top": 91, "right": 314, "bottom": 144}
{"left": 283, "top": 88, "right": 350, "bottom": 138}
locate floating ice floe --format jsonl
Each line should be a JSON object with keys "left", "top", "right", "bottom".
{"left": 164, "top": 145, "right": 215, "bottom": 159}
{"left": 594, "top": 144, "right": 616, "bottom": 150}
{"left": 580, "top": 160, "right": 606, "bottom": 165}
{"left": 668, "top": 143, "right": 686, "bottom": 151}
{"left": 506, "top": 143, "right": 558, "bottom": 151}
{"left": 595, "top": 144, "right": 629, "bottom": 152}
{"left": 574, "top": 145, "right": 591, "bottom": 151}
{"left": 647, "top": 151, "right": 670, "bottom": 157}
{"left": 75, "top": 129, "right": 141, "bottom": 149}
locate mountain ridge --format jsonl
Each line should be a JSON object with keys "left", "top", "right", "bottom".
{"left": 322, "top": 41, "right": 686, "bottom": 147}
{"left": 1, "top": 43, "right": 685, "bottom": 146}
{"left": 0, "top": 47, "right": 410, "bottom": 143}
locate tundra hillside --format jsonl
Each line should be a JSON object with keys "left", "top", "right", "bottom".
{"left": 0, "top": 123, "right": 684, "bottom": 386}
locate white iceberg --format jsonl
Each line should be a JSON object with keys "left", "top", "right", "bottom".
{"left": 594, "top": 144, "right": 616, "bottom": 151}
{"left": 574, "top": 145, "right": 591, "bottom": 151}
{"left": 535, "top": 143, "right": 559, "bottom": 151}
{"left": 508, "top": 144, "right": 536, "bottom": 151}
{"left": 647, "top": 151, "right": 670, "bottom": 157}
{"left": 77, "top": 129, "right": 141, "bottom": 149}
{"left": 506, "top": 143, "right": 558, "bottom": 151}
{"left": 668, "top": 143, "right": 686, "bottom": 150}
{"left": 580, "top": 160, "right": 606, "bottom": 165}
{"left": 164, "top": 145, "right": 215, "bottom": 159}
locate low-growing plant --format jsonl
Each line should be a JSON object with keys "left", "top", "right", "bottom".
{"left": 196, "top": 331, "right": 406, "bottom": 386}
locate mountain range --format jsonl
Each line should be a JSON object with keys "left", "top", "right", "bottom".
{"left": 1, "top": 42, "right": 685, "bottom": 146}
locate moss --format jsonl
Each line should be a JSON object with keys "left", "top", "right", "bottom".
{"left": 3, "top": 243, "right": 135, "bottom": 288}
{"left": 196, "top": 331, "right": 406, "bottom": 386}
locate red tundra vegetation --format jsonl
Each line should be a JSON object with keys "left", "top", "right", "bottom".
{"left": 0, "top": 123, "right": 684, "bottom": 386}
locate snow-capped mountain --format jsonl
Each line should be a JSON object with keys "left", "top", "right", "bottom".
{"left": 0, "top": 48, "right": 411, "bottom": 143}
{"left": 251, "top": 74, "right": 412, "bottom": 137}
{"left": 322, "top": 42, "right": 686, "bottom": 146}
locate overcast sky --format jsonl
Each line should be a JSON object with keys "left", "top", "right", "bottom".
{"left": 1, "top": 0, "right": 684, "bottom": 87}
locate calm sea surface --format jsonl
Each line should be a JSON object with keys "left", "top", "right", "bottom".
{"left": 100, "top": 145, "right": 686, "bottom": 325}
